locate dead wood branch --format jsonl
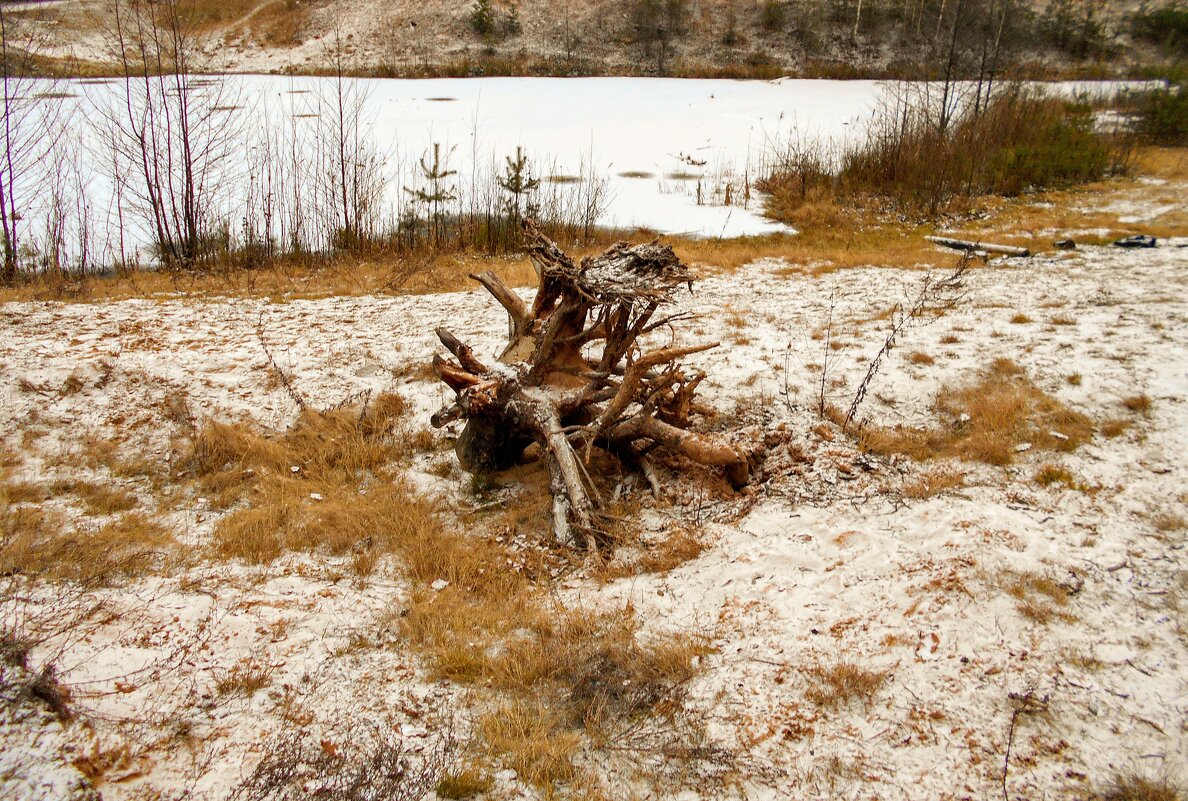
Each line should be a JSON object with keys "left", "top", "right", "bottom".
{"left": 432, "top": 220, "right": 753, "bottom": 547}
{"left": 926, "top": 235, "right": 1030, "bottom": 258}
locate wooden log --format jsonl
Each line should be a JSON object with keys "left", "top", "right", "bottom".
{"left": 926, "top": 235, "right": 1030, "bottom": 257}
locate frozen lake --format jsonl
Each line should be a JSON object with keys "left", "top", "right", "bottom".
{"left": 25, "top": 76, "right": 1156, "bottom": 265}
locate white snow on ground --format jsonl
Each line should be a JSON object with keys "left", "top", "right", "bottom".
{"left": 1, "top": 233, "right": 1185, "bottom": 798}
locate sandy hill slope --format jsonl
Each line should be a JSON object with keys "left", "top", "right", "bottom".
{"left": 10, "top": 0, "right": 1163, "bottom": 78}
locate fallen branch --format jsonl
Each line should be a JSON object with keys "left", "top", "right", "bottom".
{"left": 926, "top": 235, "right": 1030, "bottom": 258}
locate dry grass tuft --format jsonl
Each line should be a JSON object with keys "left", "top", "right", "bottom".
{"left": 1122, "top": 394, "right": 1153, "bottom": 414}
{"left": 901, "top": 469, "right": 965, "bottom": 499}
{"left": 181, "top": 394, "right": 434, "bottom": 573}
{"left": 595, "top": 527, "right": 707, "bottom": 581}
{"left": 1097, "top": 773, "right": 1184, "bottom": 801}
{"left": 214, "top": 656, "right": 274, "bottom": 698}
{"left": 1003, "top": 571, "right": 1074, "bottom": 624}
{"left": 857, "top": 359, "right": 1092, "bottom": 465}
{"left": 436, "top": 766, "right": 494, "bottom": 800}
{"left": 1152, "top": 512, "right": 1186, "bottom": 533}
{"left": 1009, "top": 313, "right": 1033, "bottom": 324}
{"left": 805, "top": 660, "right": 888, "bottom": 709}
{"left": 478, "top": 701, "right": 581, "bottom": 789}
{"left": 1101, "top": 418, "right": 1132, "bottom": 438}
{"left": 1, "top": 486, "right": 174, "bottom": 585}
{"left": 907, "top": 351, "right": 935, "bottom": 366}
{"left": 1034, "top": 464, "right": 1075, "bottom": 488}
{"left": 50, "top": 480, "right": 138, "bottom": 516}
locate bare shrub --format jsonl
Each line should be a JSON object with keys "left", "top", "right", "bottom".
{"left": 93, "top": 0, "right": 243, "bottom": 268}
{"left": 762, "top": 85, "right": 1132, "bottom": 223}
{"left": 0, "top": 629, "right": 73, "bottom": 722}
{"left": 230, "top": 722, "right": 454, "bottom": 801}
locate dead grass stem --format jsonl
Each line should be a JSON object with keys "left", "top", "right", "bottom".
{"left": 857, "top": 359, "right": 1092, "bottom": 466}
{"left": 183, "top": 399, "right": 710, "bottom": 793}
{"left": 805, "top": 660, "right": 887, "bottom": 709}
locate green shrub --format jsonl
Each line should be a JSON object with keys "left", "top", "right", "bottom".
{"left": 470, "top": 0, "right": 495, "bottom": 37}
{"left": 760, "top": 0, "right": 786, "bottom": 33}
{"left": 762, "top": 87, "right": 1129, "bottom": 221}
{"left": 1131, "top": 3, "right": 1188, "bottom": 56}
{"left": 1135, "top": 82, "right": 1188, "bottom": 144}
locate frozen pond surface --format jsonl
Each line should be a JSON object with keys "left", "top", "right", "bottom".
{"left": 34, "top": 76, "right": 1157, "bottom": 260}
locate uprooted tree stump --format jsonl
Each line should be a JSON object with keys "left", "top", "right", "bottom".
{"left": 431, "top": 221, "right": 755, "bottom": 549}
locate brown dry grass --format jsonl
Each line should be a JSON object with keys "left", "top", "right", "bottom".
{"left": 1034, "top": 464, "right": 1075, "bottom": 488}
{"left": 1152, "top": 513, "right": 1186, "bottom": 533}
{"left": 857, "top": 359, "right": 1093, "bottom": 466}
{"left": 214, "top": 655, "right": 274, "bottom": 698}
{"left": 1097, "top": 772, "right": 1184, "bottom": 801}
{"left": 182, "top": 0, "right": 257, "bottom": 30}
{"left": 1003, "top": 571, "right": 1074, "bottom": 624}
{"left": 594, "top": 527, "right": 707, "bottom": 582}
{"left": 478, "top": 701, "right": 582, "bottom": 789}
{"left": 0, "top": 497, "right": 175, "bottom": 585}
{"left": 901, "top": 469, "right": 965, "bottom": 500}
{"left": 1122, "top": 394, "right": 1153, "bottom": 414}
{"left": 0, "top": 250, "right": 542, "bottom": 304}
{"left": 804, "top": 660, "right": 887, "bottom": 709}
{"left": 49, "top": 480, "right": 139, "bottom": 516}
{"left": 181, "top": 399, "right": 709, "bottom": 793}
{"left": 227, "top": 1, "right": 314, "bottom": 47}
{"left": 183, "top": 394, "right": 446, "bottom": 573}
{"left": 1101, "top": 418, "right": 1132, "bottom": 438}
{"left": 435, "top": 766, "right": 495, "bottom": 800}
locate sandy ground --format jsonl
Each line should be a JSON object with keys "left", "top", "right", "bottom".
{"left": 1, "top": 208, "right": 1186, "bottom": 799}
{"left": 15, "top": 0, "right": 1149, "bottom": 77}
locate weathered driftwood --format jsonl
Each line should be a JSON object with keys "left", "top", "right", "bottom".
{"left": 431, "top": 221, "right": 752, "bottom": 549}
{"left": 926, "top": 235, "right": 1030, "bottom": 257}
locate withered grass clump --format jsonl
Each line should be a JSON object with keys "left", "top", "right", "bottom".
{"left": 214, "top": 656, "right": 274, "bottom": 698}
{"left": 857, "top": 359, "right": 1093, "bottom": 466}
{"left": 1034, "top": 464, "right": 1075, "bottom": 488}
{"left": 50, "top": 480, "right": 139, "bottom": 516}
{"left": 1, "top": 481, "right": 175, "bottom": 584}
{"left": 1003, "top": 571, "right": 1074, "bottom": 625}
{"left": 901, "top": 468, "right": 965, "bottom": 499}
{"left": 183, "top": 394, "right": 431, "bottom": 571}
{"left": 805, "top": 660, "right": 888, "bottom": 710}
{"left": 1122, "top": 394, "right": 1153, "bottom": 414}
{"left": 1097, "top": 772, "right": 1184, "bottom": 801}
{"left": 185, "top": 397, "right": 710, "bottom": 792}
{"left": 478, "top": 701, "right": 582, "bottom": 788}
{"left": 594, "top": 526, "right": 708, "bottom": 582}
